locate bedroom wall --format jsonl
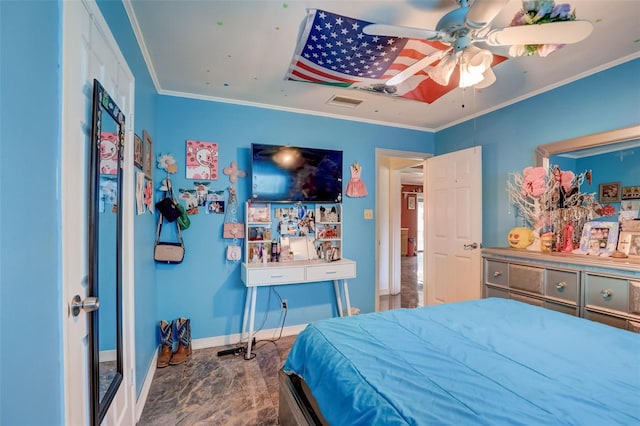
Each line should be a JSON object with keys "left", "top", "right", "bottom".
{"left": 152, "top": 95, "right": 433, "bottom": 342}
{"left": 0, "top": 2, "right": 64, "bottom": 424}
{"left": 436, "top": 58, "right": 640, "bottom": 248}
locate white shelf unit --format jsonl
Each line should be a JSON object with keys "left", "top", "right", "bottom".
{"left": 244, "top": 201, "right": 343, "bottom": 264}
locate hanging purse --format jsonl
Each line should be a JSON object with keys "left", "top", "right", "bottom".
{"left": 154, "top": 207, "right": 185, "bottom": 264}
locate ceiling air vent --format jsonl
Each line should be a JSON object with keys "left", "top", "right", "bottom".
{"left": 327, "top": 95, "right": 363, "bottom": 109}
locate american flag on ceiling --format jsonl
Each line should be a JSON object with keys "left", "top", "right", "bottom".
{"left": 286, "top": 9, "right": 507, "bottom": 104}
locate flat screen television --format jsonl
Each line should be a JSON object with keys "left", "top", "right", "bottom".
{"left": 251, "top": 143, "right": 342, "bottom": 202}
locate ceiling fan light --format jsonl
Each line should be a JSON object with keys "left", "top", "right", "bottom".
{"left": 467, "top": 48, "right": 493, "bottom": 75}
{"left": 428, "top": 54, "right": 457, "bottom": 86}
{"left": 474, "top": 67, "right": 496, "bottom": 89}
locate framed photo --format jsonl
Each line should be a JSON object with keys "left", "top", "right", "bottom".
{"left": 622, "top": 185, "right": 640, "bottom": 200}
{"left": 134, "top": 133, "right": 143, "bottom": 170}
{"left": 599, "top": 181, "right": 621, "bottom": 203}
{"left": 618, "top": 231, "right": 640, "bottom": 257}
{"left": 408, "top": 196, "right": 416, "bottom": 210}
{"left": 142, "top": 130, "right": 153, "bottom": 180}
{"left": 579, "top": 221, "right": 619, "bottom": 256}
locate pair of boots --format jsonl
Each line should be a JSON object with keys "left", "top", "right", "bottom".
{"left": 157, "top": 317, "right": 192, "bottom": 368}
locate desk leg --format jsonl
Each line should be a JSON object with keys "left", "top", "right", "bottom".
{"left": 241, "top": 287, "right": 251, "bottom": 343}
{"left": 245, "top": 286, "right": 257, "bottom": 360}
{"left": 334, "top": 280, "right": 344, "bottom": 317}
{"left": 343, "top": 281, "right": 352, "bottom": 316}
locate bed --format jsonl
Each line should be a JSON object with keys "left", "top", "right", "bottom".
{"left": 279, "top": 298, "right": 640, "bottom": 425}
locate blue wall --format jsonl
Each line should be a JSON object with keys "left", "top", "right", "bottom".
{"left": 436, "top": 58, "right": 640, "bottom": 248}
{"left": 153, "top": 97, "right": 433, "bottom": 339}
{"left": 0, "top": 1, "right": 64, "bottom": 425}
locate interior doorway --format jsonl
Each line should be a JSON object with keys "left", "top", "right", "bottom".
{"left": 375, "top": 149, "right": 430, "bottom": 312}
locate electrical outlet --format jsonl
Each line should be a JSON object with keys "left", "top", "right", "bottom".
{"left": 364, "top": 209, "right": 373, "bottom": 220}
{"left": 281, "top": 300, "right": 288, "bottom": 310}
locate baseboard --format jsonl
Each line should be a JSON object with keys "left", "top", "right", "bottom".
{"left": 134, "top": 324, "right": 306, "bottom": 420}
{"left": 192, "top": 323, "right": 307, "bottom": 350}
{"left": 135, "top": 347, "right": 158, "bottom": 423}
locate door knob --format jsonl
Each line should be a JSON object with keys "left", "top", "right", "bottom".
{"left": 464, "top": 242, "right": 479, "bottom": 250}
{"left": 70, "top": 294, "right": 100, "bottom": 317}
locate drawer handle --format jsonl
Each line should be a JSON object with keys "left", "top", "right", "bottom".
{"left": 325, "top": 271, "right": 337, "bottom": 275}
{"left": 270, "top": 274, "right": 284, "bottom": 279}
{"left": 555, "top": 281, "right": 566, "bottom": 290}
{"left": 493, "top": 271, "right": 502, "bottom": 277}
{"left": 600, "top": 289, "right": 613, "bottom": 299}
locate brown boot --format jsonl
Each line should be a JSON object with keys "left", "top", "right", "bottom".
{"left": 169, "top": 318, "right": 191, "bottom": 365}
{"left": 157, "top": 320, "right": 173, "bottom": 368}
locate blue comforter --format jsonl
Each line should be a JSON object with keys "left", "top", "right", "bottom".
{"left": 283, "top": 298, "right": 640, "bottom": 425}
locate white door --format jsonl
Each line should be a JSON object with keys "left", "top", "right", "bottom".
{"left": 425, "top": 146, "right": 482, "bottom": 305}
{"left": 62, "top": 1, "right": 135, "bottom": 424}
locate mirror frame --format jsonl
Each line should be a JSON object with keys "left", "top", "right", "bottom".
{"left": 89, "top": 79, "right": 125, "bottom": 425}
{"left": 535, "top": 125, "right": 640, "bottom": 166}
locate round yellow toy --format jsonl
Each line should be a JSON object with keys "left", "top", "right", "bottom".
{"left": 508, "top": 227, "right": 534, "bottom": 248}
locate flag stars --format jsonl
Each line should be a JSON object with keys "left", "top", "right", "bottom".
{"left": 335, "top": 17, "right": 343, "bottom": 25}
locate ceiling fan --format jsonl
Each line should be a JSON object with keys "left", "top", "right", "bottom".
{"left": 363, "top": 0, "right": 593, "bottom": 89}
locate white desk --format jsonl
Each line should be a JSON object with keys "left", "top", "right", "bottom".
{"left": 240, "top": 258, "right": 357, "bottom": 359}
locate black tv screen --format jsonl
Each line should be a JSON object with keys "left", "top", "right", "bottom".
{"left": 251, "top": 143, "right": 342, "bottom": 202}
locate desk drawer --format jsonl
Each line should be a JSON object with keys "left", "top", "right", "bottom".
{"left": 485, "top": 260, "right": 508, "bottom": 286}
{"left": 306, "top": 262, "right": 356, "bottom": 281}
{"left": 585, "top": 275, "right": 629, "bottom": 313}
{"left": 545, "top": 269, "right": 578, "bottom": 303}
{"left": 246, "top": 267, "right": 305, "bottom": 285}
{"left": 509, "top": 264, "right": 544, "bottom": 295}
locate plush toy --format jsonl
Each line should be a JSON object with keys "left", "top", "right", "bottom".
{"left": 508, "top": 227, "right": 535, "bottom": 248}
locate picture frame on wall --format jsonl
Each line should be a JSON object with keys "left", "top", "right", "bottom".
{"left": 599, "top": 181, "right": 621, "bottom": 203}
{"left": 134, "top": 133, "right": 143, "bottom": 170}
{"left": 621, "top": 185, "right": 640, "bottom": 200}
{"left": 142, "top": 130, "right": 153, "bottom": 180}
{"left": 408, "top": 196, "right": 415, "bottom": 210}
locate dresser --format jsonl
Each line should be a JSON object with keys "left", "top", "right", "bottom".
{"left": 482, "top": 248, "right": 640, "bottom": 333}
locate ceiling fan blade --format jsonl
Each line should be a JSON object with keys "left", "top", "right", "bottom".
{"left": 486, "top": 20, "right": 594, "bottom": 46}
{"left": 363, "top": 24, "right": 445, "bottom": 41}
{"left": 465, "top": 0, "right": 510, "bottom": 29}
{"left": 386, "top": 49, "right": 450, "bottom": 86}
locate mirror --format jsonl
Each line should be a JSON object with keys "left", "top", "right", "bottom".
{"left": 89, "top": 79, "right": 124, "bottom": 425}
{"left": 535, "top": 125, "right": 640, "bottom": 166}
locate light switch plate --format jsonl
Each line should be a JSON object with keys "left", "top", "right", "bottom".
{"left": 363, "top": 209, "right": 373, "bottom": 220}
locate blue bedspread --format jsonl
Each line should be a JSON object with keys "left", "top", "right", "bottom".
{"left": 283, "top": 298, "right": 640, "bottom": 425}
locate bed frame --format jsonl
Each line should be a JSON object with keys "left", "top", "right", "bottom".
{"left": 278, "top": 370, "right": 327, "bottom": 426}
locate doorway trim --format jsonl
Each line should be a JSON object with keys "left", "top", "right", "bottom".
{"left": 375, "top": 148, "right": 432, "bottom": 312}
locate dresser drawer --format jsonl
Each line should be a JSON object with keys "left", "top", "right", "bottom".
{"left": 510, "top": 292, "right": 544, "bottom": 307}
{"left": 245, "top": 266, "right": 306, "bottom": 285}
{"left": 585, "top": 275, "right": 629, "bottom": 313}
{"left": 306, "top": 262, "right": 355, "bottom": 281}
{"left": 545, "top": 269, "right": 579, "bottom": 303}
{"left": 485, "top": 260, "right": 508, "bottom": 286}
{"left": 628, "top": 320, "right": 640, "bottom": 334}
{"left": 583, "top": 310, "right": 629, "bottom": 330}
{"left": 544, "top": 301, "right": 578, "bottom": 316}
{"left": 630, "top": 281, "right": 640, "bottom": 315}
{"left": 509, "top": 264, "right": 544, "bottom": 295}
{"left": 485, "top": 285, "right": 509, "bottom": 299}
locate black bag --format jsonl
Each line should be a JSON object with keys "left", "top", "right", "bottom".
{"left": 155, "top": 197, "right": 181, "bottom": 222}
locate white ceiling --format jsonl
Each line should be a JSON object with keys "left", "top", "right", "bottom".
{"left": 125, "top": 0, "right": 640, "bottom": 131}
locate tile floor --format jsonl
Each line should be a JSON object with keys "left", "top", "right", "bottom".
{"left": 138, "top": 254, "right": 421, "bottom": 425}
